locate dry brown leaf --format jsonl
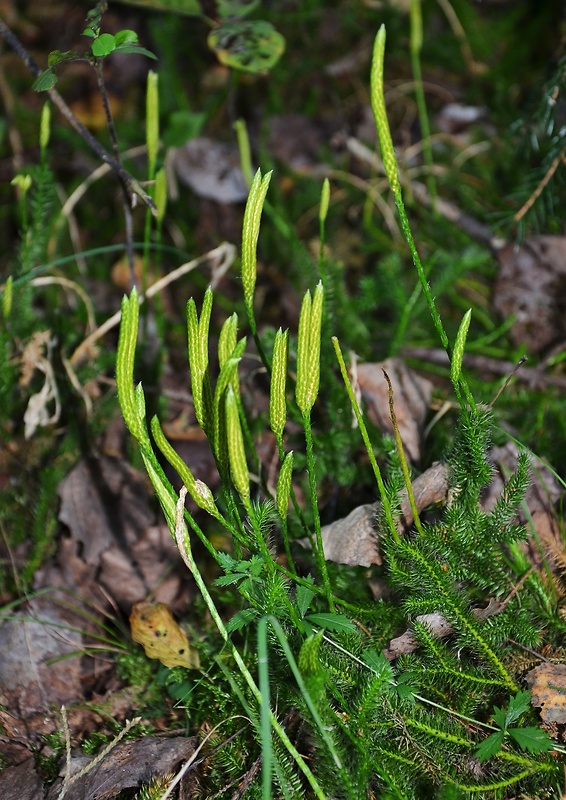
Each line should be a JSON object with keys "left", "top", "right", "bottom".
{"left": 319, "top": 462, "right": 449, "bottom": 567}
{"left": 525, "top": 663, "right": 566, "bottom": 724}
{"left": 493, "top": 235, "right": 566, "bottom": 354}
{"left": 0, "top": 606, "right": 83, "bottom": 719}
{"left": 319, "top": 504, "right": 382, "bottom": 568}
{"left": 356, "top": 358, "right": 433, "bottom": 464}
{"left": 168, "top": 137, "right": 248, "bottom": 203}
{"left": 57, "top": 456, "right": 154, "bottom": 566}
{"left": 130, "top": 601, "right": 200, "bottom": 670}
{"left": 45, "top": 736, "right": 198, "bottom": 800}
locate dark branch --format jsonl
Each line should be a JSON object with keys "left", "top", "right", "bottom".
{"left": 0, "top": 19, "right": 157, "bottom": 216}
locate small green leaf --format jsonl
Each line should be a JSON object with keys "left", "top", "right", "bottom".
{"left": 361, "top": 649, "right": 395, "bottom": 682}
{"left": 305, "top": 613, "right": 356, "bottom": 634}
{"left": 92, "top": 33, "right": 117, "bottom": 57}
{"left": 296, "top": 579, "right": 316, "bottom": 618}
{"left": 395, "top": 672, "right": 417, "bottom": 703}
{"left": 506, "top": 690, "right": 532, "bottom": 726}
{"left": 214, "top": 572, "right": 248, "bottom": 587}
{"left": 32, "top": 68, "right": 58, "bottom": 92}
{"left": 47, "top": 50, "right": 76, "bottom": 67}
{"left": 508, "top": 726, "right": 554, "bottom": 754}
{"left": 492, "top": 705, "right": 508, "bottom": 730}
{"left": 82, "top": 27, "right": 97, "bottom": 38}
{"left": 217, "top": 551, "right": 238, "bottom": 571}
{"left": 208, "top": 20, "right": 285, "bottom": 74}
{"left": 114, "top": 29, "right": 139, "bottom": 45}
{"left": 115, "top": 44, "right": 158, "bottom": 59}
{"left": 475, "top": 730, "right": 505, "bottom": 762}
{"left": 226, "top": 607, "right": 259, "bottom": 632}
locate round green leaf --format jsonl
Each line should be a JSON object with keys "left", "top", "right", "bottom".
{"left": 91, "top": 33, "right": 117, "bottom": 57}
{"left": 208, "top": 20, "right": 285, "bottom": 73}
{"left": 114, "top": 29, "right": 139, "bottom": 46}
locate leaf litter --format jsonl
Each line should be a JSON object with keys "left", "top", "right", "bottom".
{"left": 2, "top": 1, "right": 566, "bottom": 795}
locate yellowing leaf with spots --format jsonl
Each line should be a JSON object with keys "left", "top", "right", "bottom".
{"left": 130, "top": 601, "right": 200, "bottom": 669}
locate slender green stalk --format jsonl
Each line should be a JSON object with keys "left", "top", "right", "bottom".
{"left": 258, "top": 616, "right": 345, "bottom": 787}
{"left": 370, "top": 24, "right": 475, "bottom": 412}
{"left": 409, "top": 0, "right": 436, "bottom": 207}
{"left": 390, "top": 266, "right": 423, "bottom": 355}
{"left": 303, "top": 414, "right": 334, "bottom": 612}
{"left": 295, "top": 282, "right": 333, "bottom": 608}
{"left": 173, "top": 489, "right": 327, "bottom": 800}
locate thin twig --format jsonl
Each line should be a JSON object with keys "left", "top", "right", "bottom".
{"left": 94, "top": 60, "right": 136, "bottom": 281}
{"left": 0, "top": 19, "right": 157, "bottom": 215}
{"left": 401, "top": 347, "right": 566, "bottom": 390}
{"left": 69, "top": 241, "right": 236, "bottom": 366}
{"left": 490, "top": 355, "right": 528, "bottom": 407}
{"left": 514, "top": 144, "right": 566, "bottom": 223}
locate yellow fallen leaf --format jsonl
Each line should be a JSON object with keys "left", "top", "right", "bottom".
{"left": 130, "top": 601, "right": 200, "bottom": 669}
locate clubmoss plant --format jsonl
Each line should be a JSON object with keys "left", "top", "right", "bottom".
{"left": 114, "top": 23, "right": 565, "bottom": 798}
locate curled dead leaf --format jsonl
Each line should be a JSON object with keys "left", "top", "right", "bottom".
{"left": 130, "top": 601, "right": 200, "bottom": 670}
{"left": 493, "top": 235, "right": 566, "bottom": 354}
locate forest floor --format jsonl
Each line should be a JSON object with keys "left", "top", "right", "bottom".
{"left": 1, "top": 1, "right": 566, "bottom": 798}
